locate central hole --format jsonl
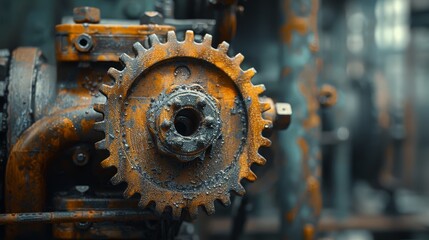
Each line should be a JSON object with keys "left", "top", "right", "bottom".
{"left": 79, "top": 38, "right": 89, "bottom": 48}
{"left": 174, "top": 108, "right": 201, "bottom": 136}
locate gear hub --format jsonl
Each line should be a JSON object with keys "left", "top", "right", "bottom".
{"left": 95, "top": 30, "right": 271, "bottom": 219}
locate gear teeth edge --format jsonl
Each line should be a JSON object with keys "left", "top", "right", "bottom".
{"left": 233, "top": 183, "right": 246, "bottom": 195}
{"left": 124, "top": 185, "right": 136, "bottom": 197}
{"left": 148, "top": 34, "right": 160, "bottom": 46}
{"left": 93, "top": 103, "right": 105, "bottom": 113}
{"left": 138, "top": 195, "right": 150, "bottom": 208}
{"left": 254, "top": 84, "right": 266, "bottom": 95}
{"left": 204, "top": 202, "right": 215, "bottom": 215}
{"left": 107, "top": 67, "right": 121, "bottom": 82}
{"left": 99, "top": 84, "right": 113, "bottom": 96}
{"left": 155, "top": 202, "right": 166, "bottom": 214}
{"left": 111, "top": 173, "right": 123, "bottom": 185}
{"left": 260, "top": 102, "right": 271, "bottom": 112}
{"left": 188, "top": 206, "right": 198, "bottom": 219}
{"left": 132, "top": 42, "right": 146, "bottom": 56}
{"left": 95, "top": 139, "right": 107, "bottom": 149}
{"left": 184, "top": 30, "right": 195, "bottom": 42}
{"left": 119, "top": 53, "right": 133, "bottom": 67}
{"left": 255, "top": 153, "right": 267, "bottom": 165}
{"left": 202, "top": 34, "right": 213, "bottom": 47}
{"left": 167, "top": 31, "right": 177, "bottom": 42}
{"left": 93, "top": 120, "right": 105, "bottom": 131}
{"left": 171, "top": 206, "right": 182, "bottom": 218}
{"left": 245, "top": 170, "right": 257, "bottom": 182}
{"left": 101, "top": 157, "right": 114, "bottom": 167}
{"left": 217, "top": 41, "right": 229, "bottom": 54}
{"left": 233, "top": 53, "right": 244, "bottom": 65}
{"left": 260, "top": 136, "right": 271, "bottom": 147}
{"left": 218, "top": 194, "right": 231, "bottom": 206}
{"left": 243, "top": 68, "right": 257, "bottom": 79}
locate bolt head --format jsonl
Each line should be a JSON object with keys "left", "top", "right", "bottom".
{"left": 140, "top": 11, "right": 164, "bottom": 25}
{"left": 73, "top": 6, "right": 100, "bottom": 24}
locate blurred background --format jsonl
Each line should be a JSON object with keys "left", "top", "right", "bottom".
{"left": 1, "top": 0, "right": 429, "bottom": 239}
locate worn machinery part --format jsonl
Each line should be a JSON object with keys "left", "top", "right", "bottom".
{"left": 5, "top": 105, "right": 101, "bottom": 238}
{"left": 7, "top": 48, "right": 45, "bottom": 150}
{"left": 95, "top": 30, "right": 272, "bottom": 219}
{"left": 261, "top": 97, "right": 293, "bottom": 131}
{"left": 278, "top": 0, "right": 322, "bottom": 239}
{"left": 0, "top": 210, "right": 156, "bottom": 225}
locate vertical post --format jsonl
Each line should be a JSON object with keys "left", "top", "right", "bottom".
{"left": 277, "top": 0, "right": 322, "bottom": 239}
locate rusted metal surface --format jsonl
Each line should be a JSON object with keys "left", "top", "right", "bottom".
{"left": 277, "top": 0, "right": 322, "bottom": 239}
{"left": 55, "top": 22, "right": 174, "bottom": 62}
{"left": 95, "top": 30, "right": 272, "bottom": 220}
{"left": 73, "top": 6, "right": 101, "bottom": 24}
{"left": 7, "top": 48, "right": 43, "bottom": 150}
{"left": 0, "top": 210, "right": 155, "bottom": 225}
{"left": 5, "top": 105, "right": 101, "bottom": 238}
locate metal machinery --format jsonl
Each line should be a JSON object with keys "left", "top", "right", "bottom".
{"left": 0, "top": 4, "right": 299, "bottom": 239}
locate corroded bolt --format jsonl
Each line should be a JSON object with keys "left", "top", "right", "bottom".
{"left": 140, "top": 11, "right": 164, "bottom": 25}
{"left": 73, "top": 7, "right": 100, "bottom": 24}
{"left": 72, "top": 147, "right": 90, "bottom": 166}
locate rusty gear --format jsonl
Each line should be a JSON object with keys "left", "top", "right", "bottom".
{"left": 94, "top": 30, "right": 271, "bottom": 219}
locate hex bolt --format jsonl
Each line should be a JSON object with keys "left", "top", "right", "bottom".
{"left": 73, "top": 6, "right": 100, "bottom": 24}
{"left": 73, "top": 147, "right": 90, "bottom": 166}
{"left": 140, "top": 11, "right": 164, "bottom": 25}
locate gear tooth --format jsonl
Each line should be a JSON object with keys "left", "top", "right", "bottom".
{"left": 254, "top": 84, "right": 266, "bottom": 95}
{"left": 261, "top": 136, "right": 272, "bottom": 147}
{"left": 132, "top": 42, "right": 146, "bottom": 56}
{"left": 233, "top": 183, "right": 246, "bottom": 195}
{"left": 99, "top": 84, "right": 113, "bottom": 96}
{"left": 218, "top": 194, "right": 231, "bottom": 207}
{"left": 107, "top": 67, "right": 121, "bottom": 81}
{"left": 185, "top": 30, "right": 195, "bottom": 42}
{"left": 138, "top": 195, "right": 150, "bottom": 208}
{"left": 233, "top": 53, "right": 244, "bottom": 65}
{"left": 111, "top": 173, "right": 123, "bottom": 185}
{"left": 119, "top": 53, "right": 133, "bottom": 67}
{"left": 155, "top": 203, "right": 166, "bottom": 214}
{"left": 171, "top": 206, "right": 182, "bottom": 218}
{"left": 100, "top": 157, "right": 114, "bottom": 168}
{"left": 255, "top": 153, "right": 267, "bottom": 165}
{"left": 260, "top": 102, "right": 271, "bottom": 112}
{"left": 95, "top": 139, "right": 107, "bottom": 149}
{"left": 217, "top": 41, "right": 229, "bottom": 53}
{"left": 243, "top": 68, "right": 257, "bottom": 79}
{"left": 93, "top": 103, "right": 105, "bottom": 113}
{"left": 148, "top": 34, "right": 160, "bottom": 46}
{"left": 94, "top": 121, "right": 105, "bottom": 131}
{"left": 124, "top": 185, "right": 136, "bottom": 197}
{"left": 204, "top": 202, "right": 215, "bottom": 215}
{"left": 167, "top": 31, "right": 177, "bottom": 42}
{"left": 246, "top": 170, "right": 257, "bottom": 182}
{"left": 188, "top": 206, "right": 198, "bottom": 219}
{"left": 202, "top": 34, "right": 213, "bottom": 47}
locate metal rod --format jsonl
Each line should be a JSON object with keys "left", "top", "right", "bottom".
{"left": 0, "top": 210, "right": 156, "bottom": 225}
